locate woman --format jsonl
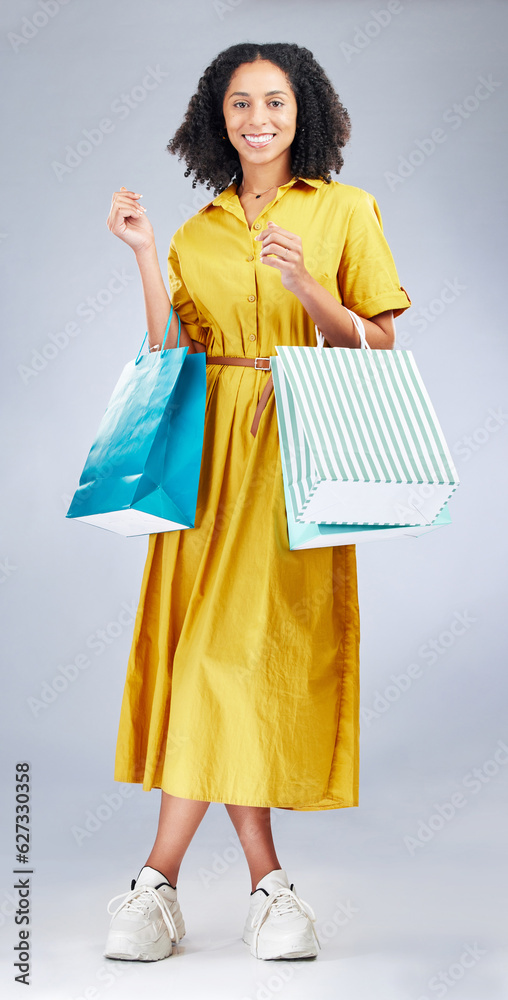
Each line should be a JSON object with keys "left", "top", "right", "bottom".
{"left": 103, "top": 41, "right": 411, "bottom": 963}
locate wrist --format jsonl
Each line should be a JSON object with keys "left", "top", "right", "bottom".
{"left": 134, "top": 242, "right": 157, "bottom": 264}
{"left": 293, "top": 269, "right": 318, "bottom": 301}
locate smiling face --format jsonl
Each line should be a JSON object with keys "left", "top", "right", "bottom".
{"left": 222, "top": 59, "right": 298, "bottom": 174}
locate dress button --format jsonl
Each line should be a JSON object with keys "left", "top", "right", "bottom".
{"left": 248, "top": 294, "right": 256, "bottom": 302}
{"left": 247, "top": 254, "right": 254, "bottom": 261}
{"left": 249, "top": 333, "right": 256, "bottom": 342}
{"left": 253, "top": 222, "right": 261, "bottom": 230}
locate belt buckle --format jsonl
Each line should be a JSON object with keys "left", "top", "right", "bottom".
{"left": 254, "top": 356, "right": 271, "bottom": 371}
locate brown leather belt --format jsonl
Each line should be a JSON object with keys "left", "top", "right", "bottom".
{"left": 206, "top": 356, "right": 274, "bottom": 437}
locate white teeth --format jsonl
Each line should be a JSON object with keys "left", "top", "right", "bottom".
{"left": 244, "top": 134, "right": 275, "bottom": 144}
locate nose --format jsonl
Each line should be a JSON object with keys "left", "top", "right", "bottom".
{"left": 246, "top": 102, "right": 271, "bottom": 130}
{"left": 248, "top": 117, "right": 269, "bottom": 127}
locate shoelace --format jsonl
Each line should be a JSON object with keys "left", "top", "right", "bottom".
{"left": 251, "top": 885, "right": 321, "bottom": 957}
{"left": 106, "top": 885, "right": 181, "bottom": 948}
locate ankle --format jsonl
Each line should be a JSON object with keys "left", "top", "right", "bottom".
{"left": 250, "top": 865, "right": 283, "bottom": 892}
{"left": 142, "top": 861, "right": 179, "bottom": 888}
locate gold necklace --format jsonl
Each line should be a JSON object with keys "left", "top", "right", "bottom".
{"left": 238, "top": 178, "right": 293, "bottom": 199}
{"left": 238, "top": 183, "right": 276, "bottom": 199}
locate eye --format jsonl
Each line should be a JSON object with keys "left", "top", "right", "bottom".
{"left": 232, "top": 100, "right": 285, "bottom": 109}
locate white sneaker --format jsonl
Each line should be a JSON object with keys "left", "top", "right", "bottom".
{"left": 242, "top": 869, "right": 321, "bottom": 960}
{"left": 104, "top": 866, "right": 185, "bottom": 961}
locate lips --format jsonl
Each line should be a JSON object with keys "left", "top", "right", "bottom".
{"left": 243, "top": 133, "right": 276, "bottom": 147}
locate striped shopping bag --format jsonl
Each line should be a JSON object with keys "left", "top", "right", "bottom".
{"left": 271, "top": 316, "right": 459, "bottom": 533}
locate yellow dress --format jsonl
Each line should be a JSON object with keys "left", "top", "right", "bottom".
{"left": 113, "top": 176, "right": 411, "bottom": 810}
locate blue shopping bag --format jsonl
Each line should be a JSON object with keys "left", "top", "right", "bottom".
{"left": 65, "top": 307, "right": 206, "bottom": 537}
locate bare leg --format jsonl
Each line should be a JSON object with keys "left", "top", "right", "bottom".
{"left": 144, "top": 791, "right": 210, "bottom": 887}
{"left": 225, "top": 804, "right": 282, "bottom": 891}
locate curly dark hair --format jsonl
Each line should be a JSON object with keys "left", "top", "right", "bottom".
{"left": 167, "top": 42, "right": 351, "bottom": 196}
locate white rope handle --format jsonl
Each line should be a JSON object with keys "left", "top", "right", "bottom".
{"left": 346, "top": 308, "right": 371, "bottom": 350}
{"left": 315, "top": 325, "right": 326, "bottom": 350}
{"left": 315, "top": 309, "right": 371, "bottom": 351}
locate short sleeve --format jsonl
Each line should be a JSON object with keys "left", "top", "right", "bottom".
{"left": 338, "top": 190, "right": 411, "bottom": 319}
{"left": 167, "top": 239, "right": 208, "bottom": 344}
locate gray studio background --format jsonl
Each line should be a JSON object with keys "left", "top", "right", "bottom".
{"left": 1, "top": 1, "right": 507, "bottom": 998}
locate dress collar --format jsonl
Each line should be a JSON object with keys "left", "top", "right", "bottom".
{"left": 196, "top": 175, "right": 326, "bottom": 215}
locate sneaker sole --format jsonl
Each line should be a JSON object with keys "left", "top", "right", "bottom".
{"left": 104, "top": 936, "right": 174, "bottom": 962}
{"left": 248, "top": 946, "right": 318, "bottom": 960}
{"left": 242, "top": 929, "right": 317, "bottom": 961}
{"left": 104, "top": 923, "right": 185, "bottom": 962}
{"left": 104, "top": 950, "right": 172, "bottom": 962}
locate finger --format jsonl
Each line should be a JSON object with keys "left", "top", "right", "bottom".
{"left": 255, "top": 228, "right": 285, "bottom": 241}
{"left": 257, "top": 229, "right": 289, "bottom": 245}
{"left": 265, "top": 221, "right": 299, "bottom": 240}
{"left": 259, "top": 256, "right": 288, "bottom": 271}
{"left": 114, "top": 206, "right": 145, "bottom": 220}
{"left": 108, "top": 207, "right": 145, "bottom": 227}
{"left": 114, "top": 195, "right": 144, "bottom": 207}
{"left": 256, "top": 229, "right": 296, "bottom": 247}
{"left": 261, "top": 254, "right": 294, "bottom": 270}
{"left": 113, "top": 189, "right": 143, "bottom": 207}
{"left": 113, "top": 196, "right": 147, "bottom": 216}
{"left": 260, "top": 240, "right": 294, "bottom": 257}
{"left": 255, "top": 225, "right": 283, "bottom": 241}
{"left": 260, "top": 249, "right": 290, "bottom": 261}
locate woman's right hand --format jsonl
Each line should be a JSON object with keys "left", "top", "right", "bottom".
{"left": 106, "top": 187, "right": 155, "bottom": 254}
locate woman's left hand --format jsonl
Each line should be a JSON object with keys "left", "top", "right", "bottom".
{"left": 255, "top": 221, "right": 310, "bottom": 294}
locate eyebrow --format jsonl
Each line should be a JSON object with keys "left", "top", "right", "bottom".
{"left": 228, "top": 90, "right": 289, "bottom": 98}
